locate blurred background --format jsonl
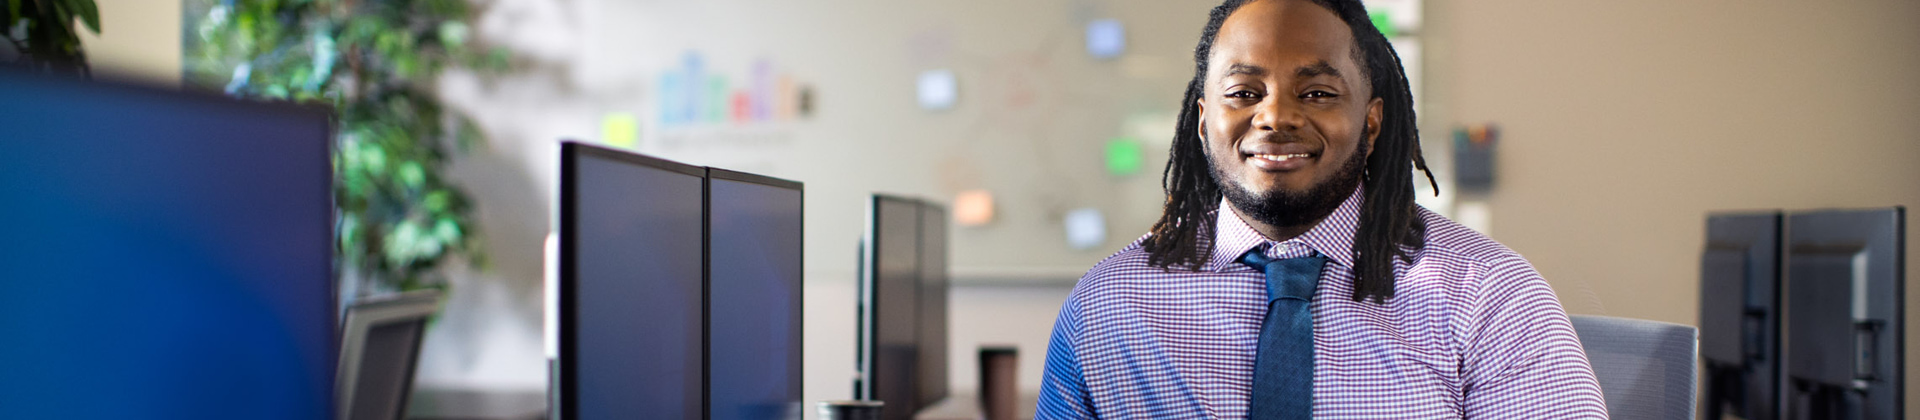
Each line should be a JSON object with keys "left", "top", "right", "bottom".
{"left": 55, "top": 0, "right": 1920, "bottom": 416}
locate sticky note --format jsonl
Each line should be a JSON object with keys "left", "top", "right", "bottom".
{"left": 917, "top": 69, "right": 958, "bottom": 110}
{"left": 954, "top": 190, "right": 995, "bottom": 226}
{"left": 1065, "top": 208, "right": 1107, "bottom": 250}
{"left": 1106, "top": 138, "right": 1144, "bottom": 176}
{"left": 1369, "top": 10, "right": 1396, "bottom": 38}
{"left": 601, "top": 113, "right": 638, "bottom": 149}
{"left": 1086, "top": 19, "right": 1125, "bottom": 59}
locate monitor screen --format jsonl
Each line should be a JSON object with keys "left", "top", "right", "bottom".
{"left": 707, "top": 169, "right": 804, "bottom": 420}
{"left": 916, "top": 203, "right": 950, "bottom": 409}
{"left": 860, "top": 195, "right": 922, "bottom": 420}
{"left": 561, "top": 143, "right": 705, "bottom": 420}
{"left": 0, "top": 73, "right": 335, "bottom": 419}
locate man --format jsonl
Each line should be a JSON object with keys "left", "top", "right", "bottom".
{"left": 1034, "top": 0, "right": 1608, "bottom": 418}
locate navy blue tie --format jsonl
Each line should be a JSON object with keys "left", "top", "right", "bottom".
{"left": 1240, "top": 245, "right": 1324, "bottom": 420}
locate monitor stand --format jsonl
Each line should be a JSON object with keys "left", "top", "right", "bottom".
{"left": 1788, "top": 381, "right": 1856, "bottom": 420}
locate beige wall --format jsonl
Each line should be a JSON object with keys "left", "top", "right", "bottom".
{"left": 78, "top": 0, "right": 181, "bottom": 85}
{"left": 1428, "top": 0, "right": 1920, "bottom": 401}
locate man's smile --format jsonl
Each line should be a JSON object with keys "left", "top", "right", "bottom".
{"left": 1240, "top": 142, "right": 1320, "bottom": 171}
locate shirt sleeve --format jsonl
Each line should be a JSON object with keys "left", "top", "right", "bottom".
{"left": 1460, "top": 256, "right": 1610, "bottom": 419}
{"left": 1035, "top": 297, "right": 1095, "bottom": 419}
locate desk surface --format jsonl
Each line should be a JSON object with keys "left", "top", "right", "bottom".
{"left": 404, "top": 387, "right": 1037, "bottom": 420}
{"left": 914, "top": 392, "right": 1039, "bottom": 420}
{"left": 407, "top": 387, "right": 547, "bottom": 420}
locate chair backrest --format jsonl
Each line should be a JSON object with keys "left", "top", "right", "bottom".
{"left": 337, "top": 291, "right": 442, "bottom": 420}
{"left": 1570, "top": 315, "right": 1698, "bottom": 420}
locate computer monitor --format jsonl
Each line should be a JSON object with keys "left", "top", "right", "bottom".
{"left": 916, "top": 203, "right": 951, "bottom": 410}
{"left": 706, "top": 168, "right": 804, "bottom": 420}
{"left": 1700, "top": 212, "right": 1784, "bottom": 420}
{"left": 1783, "top": 208, "right": 1904, "bottom": 420}
{"left": 336, "top": 291, "right": 441, "bottom": 420}
{"left": 559, "top": 142, "right": 706, "bottom": 420}
{"left": 0, "top": 72, "right": 335, "bottom": 419}
{"left": 856, "top": 195, "right": 925, "bottom": 420}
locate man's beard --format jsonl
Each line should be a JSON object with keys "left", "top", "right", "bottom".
{"left": 1210, "top": 142, "right": 1368, "bottom": 230}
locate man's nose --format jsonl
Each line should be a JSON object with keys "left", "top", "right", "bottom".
{"left": 1253, "top": 97, "right": 1305, "bottom": 133}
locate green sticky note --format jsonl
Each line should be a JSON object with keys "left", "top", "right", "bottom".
{"left": 1369, "top": 10, "right": 1396, "bottom": 38}
{"left": 1106, "top": 138, "right": 1144, "bottom": 176}
{"left": 602, "top": 113, "right": 639, "bottom": 149}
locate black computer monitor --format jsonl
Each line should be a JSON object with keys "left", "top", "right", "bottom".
{"left": 0, "top": 72, "right": 335, "bottom": 419}
{"left": 1783, "top": 208, "right": 1904, "bottom": 420}
{"left": 857, "top": 195, "right": 925, "bottom": 420}
{"left": 706, "top": 168, "right": 804, "bottom": 420}
{"left": 916, "top": 203, "right": 951, "bottom": 410}
{"left": 559, "top": 143, "right": 706, "bottom": 420}
{"left": 1700, "top": 212, "right": 1784, "bottom": 420}
{"left": 337, "top": 291, "right": 441, "bottom": 420}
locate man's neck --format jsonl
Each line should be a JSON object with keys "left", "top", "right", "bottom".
{"left": 1224, "top": 202, "right": 1323, "bottom": 243}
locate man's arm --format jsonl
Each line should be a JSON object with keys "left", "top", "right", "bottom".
{"left": 1460, "top": 256, "right": 1609, "bottom": 419}
{"left": 1035, "top": 298, "right": 1094, "bottom": 419}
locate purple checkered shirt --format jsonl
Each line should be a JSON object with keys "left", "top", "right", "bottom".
{"left": 1036, "top": 189, "right": 1609, "bottom": 419}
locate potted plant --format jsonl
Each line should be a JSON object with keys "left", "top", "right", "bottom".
{"left": 186, "top": 0, "right": 510, "bottom": 297}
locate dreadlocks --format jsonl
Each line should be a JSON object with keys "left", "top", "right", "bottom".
{"left": 1142, "top": 0, "right": 1437, "bottom": 304}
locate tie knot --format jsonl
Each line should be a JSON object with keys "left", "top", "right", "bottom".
{"left": 1240, "top": 245, "right": 1325, "bottom": 302}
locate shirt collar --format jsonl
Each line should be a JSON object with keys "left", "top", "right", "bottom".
{"left": 1203, "top": 186, "right": 1363, "bottom": 272}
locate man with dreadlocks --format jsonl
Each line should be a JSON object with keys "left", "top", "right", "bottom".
{"left": 1035, "top": 0, "right": 1606, "bottom": 419}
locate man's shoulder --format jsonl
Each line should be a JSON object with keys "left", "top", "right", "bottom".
{"left": 1075, "top": 235, "right": 1156, "bottom": 284}
{"left": 1067, "top": 235, "right": 1189, "bottom": 300}
{"left": 1414, "top": 206, "right": 1528, "bottom": 268}
{"left": 1410, "top": 207, "right": 1554, "bottom": 304}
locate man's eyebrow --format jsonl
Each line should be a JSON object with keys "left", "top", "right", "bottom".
{"left": 1296, "top": 61, "right": 1342, "bottom": 79}
{"left": 1224, "top": 63, "right": 1267, "bottom": 77}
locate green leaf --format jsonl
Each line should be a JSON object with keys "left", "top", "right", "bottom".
{"left": 398, "top": 161, "right": 425, "bottom": 189}
{"left": 67, "top": 0, "right": 97, "bottom": 34}
{"left": 423, "top": 190, "right": 450, "bottom": 212}
{"left": 432, "top": 217, "right": 461, "bottom": 243}
{"left": 436, "top": 21, "right": 466, "bottom": 48}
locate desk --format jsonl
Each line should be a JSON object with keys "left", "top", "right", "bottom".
{"left": 914, "top": 392, "right": 1039, "bottom": 420}
{"left": 407, "top": 387, "right": 547, "bottom": 420}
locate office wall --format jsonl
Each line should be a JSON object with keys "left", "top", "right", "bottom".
{"left": 77, "top": 0, "right": 182, "bottom": 86}
{"left": 1425, "top": 0, "right": 1920, "bottom": 403}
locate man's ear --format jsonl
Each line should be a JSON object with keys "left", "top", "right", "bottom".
{"left": 1364, "top": 97, "right": 1383, "bottom": 158}
{"left": 1195, "top": 98, "right": 1209, "bottom": 141}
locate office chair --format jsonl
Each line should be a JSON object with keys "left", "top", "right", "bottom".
{"left": 337, "top": 290, "right": 443, "bottom": 420}
{"left": 1570, "top": 315, "right": 1698, "bottom": 420}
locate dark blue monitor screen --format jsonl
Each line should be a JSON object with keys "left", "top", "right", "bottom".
{"left": 0, "top": 74, "right": 335, "bottom": 419}
{"left": 562, "top": 145, "right": 705, "bottom": 420}
{"left": 707, "top": 172, "right": 803, "bottom": 420}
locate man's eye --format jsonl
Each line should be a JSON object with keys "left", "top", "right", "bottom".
{"left": 1302, "top": 91, "right": 1339, "bottom": 99}
{"left": 1227, "top": 91, "right": 1259, "bottom": 99}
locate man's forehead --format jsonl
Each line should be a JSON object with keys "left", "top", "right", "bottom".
{"left": 1210, "top": 0, "right": 1358, "bottom": 76}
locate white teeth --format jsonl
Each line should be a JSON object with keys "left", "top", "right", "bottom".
{"left": 1250, "top": 153, "right": 1310, "bottom": 161}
